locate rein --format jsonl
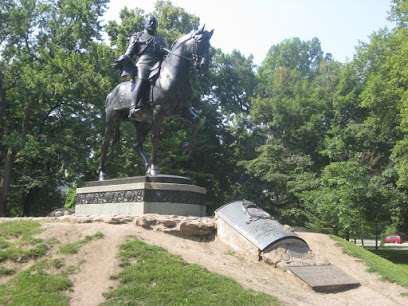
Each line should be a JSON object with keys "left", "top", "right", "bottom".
{"left": 162, "top": 47, "right": 192, "bottom": 61}
{"left": 162, "top": 35, "right": 199, "bottom": 64}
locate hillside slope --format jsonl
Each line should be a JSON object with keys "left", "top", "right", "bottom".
{"left": 1, "top": 220, "right": 408, "bottom": 305}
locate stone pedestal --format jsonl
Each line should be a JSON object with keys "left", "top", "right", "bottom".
{"left": 75, "top": 175, "right": 207, "bottom": 216}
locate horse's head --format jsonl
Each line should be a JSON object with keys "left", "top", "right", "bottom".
{"left": 190, "top": 25, "right": 214, "bottom": 73}
{"left": 171, "top": 26, "right": 213, "bottom": 73}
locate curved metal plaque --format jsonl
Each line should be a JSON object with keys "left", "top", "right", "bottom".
{"left": 215, "top": 200, "right": 306, "bottom": 251}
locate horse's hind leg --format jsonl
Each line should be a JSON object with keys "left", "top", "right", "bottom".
{"left": 98, "top": 113, "right": 120, "bottom": 181}
{"left": 180, "top": 107, "right": 200, "bottom": 155}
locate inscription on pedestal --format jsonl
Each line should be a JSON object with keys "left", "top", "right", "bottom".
{"left": 76, "top": 190, "right": 205, "bottom": 205}
{"left": 75, "top": 175, "right": 207, "bottom": 216}
{"left": 215, "top": 200, "right": 306, "bottom": 251}
{"left": 77, "top": 190, "right": 144, "bottom": 204}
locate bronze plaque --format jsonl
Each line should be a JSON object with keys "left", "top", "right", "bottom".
{"left": 288, "top": 265, "right": 360, "bottom": 291}
{"left": 215, "top": 200, "right": 306, "bottom": 251}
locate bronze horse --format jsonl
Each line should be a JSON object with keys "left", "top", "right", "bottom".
{"left": 98, "top": 27, "right": 213, "bottom": 180}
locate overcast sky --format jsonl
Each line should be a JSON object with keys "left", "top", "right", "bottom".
{"left": 103, "top": 0, "right": 394, "bottom": 66}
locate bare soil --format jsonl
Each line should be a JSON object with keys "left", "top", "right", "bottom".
{"left": 5, "top": 221, "right": 408, "bottom": 305}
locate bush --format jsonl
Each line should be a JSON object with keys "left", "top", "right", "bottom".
{"left": 64, "top": 187, "right": 77, "bottom": 208}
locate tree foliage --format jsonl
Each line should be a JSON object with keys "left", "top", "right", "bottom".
{"left": 0, "top": 0, "right": 408, "bottom": 241}
{"left": 0, "top": 0, "right": 113, "bottom": 216}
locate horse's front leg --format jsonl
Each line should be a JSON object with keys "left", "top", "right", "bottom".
{"left": 180, "top": 107, "right": 200, "bottom": 155}
{"left": 133, "top": 121, "right": 150, "bottom": 169}
{"left": 148, "top": 104, "right": 164, "bottom": 176}
{"left": 98, "top": 128, "right": 109, "bottom": 181}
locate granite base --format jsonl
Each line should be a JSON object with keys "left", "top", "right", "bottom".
{"left": 75, "top": 175, "right": 207, "bottom": 216}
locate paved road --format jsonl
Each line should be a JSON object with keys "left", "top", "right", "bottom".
{"left": 349, "top": 240, "right": 408, "bottom": 248}
{"left": 383, "top": 242, "right": 408, "bottom": 247}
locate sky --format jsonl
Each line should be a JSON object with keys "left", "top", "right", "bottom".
{"left": 102, "top": 0, "right": 394, "bottom": 66}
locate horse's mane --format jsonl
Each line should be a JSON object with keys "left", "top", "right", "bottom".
{"left": 170, "top": 28, "right": 212, "bottom": 51}
{"left": 170, "top": 32, "right": 194, "bottom": 50}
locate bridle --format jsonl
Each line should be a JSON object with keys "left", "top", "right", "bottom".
{"left": 162, "top": 34, "right": 203, "bottom": 67}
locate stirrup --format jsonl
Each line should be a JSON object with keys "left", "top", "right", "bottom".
{"left": 129, "top": 107, "right": 144, "bottom": 121}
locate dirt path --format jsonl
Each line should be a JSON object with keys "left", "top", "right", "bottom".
{"left": 38, "top": 223, "right": 141, "bottom": 305}
{"left": 35, "top": 222, "right": 408, "bottom": 305}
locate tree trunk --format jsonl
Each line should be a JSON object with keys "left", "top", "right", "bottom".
{"left": 0, "top": 104, "right": 32, "bottom": 216}
{"left": 0, "top": 149, "right": 17, "bottom": 216}
{"left": 358, "top": 199, "right": 364, "bottom": 248}
{"left": 0, "top": 72, "right": 8, "bottom": 129}
{"left": 22, "top": 190, "right": 32, "bottom": 217}
{"left": 375, "top": 223, "right": 379, "bottom": 250}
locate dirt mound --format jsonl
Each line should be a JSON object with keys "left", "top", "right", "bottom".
{"left": 5, "top": 220, "right": 408, "bottom": 305}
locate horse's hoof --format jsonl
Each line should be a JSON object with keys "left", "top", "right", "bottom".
{"left": 98, "top": 172, "right": 107, "bottom": 181}
{"left": 146, "top": 165, "right": 160, "bottom": 176}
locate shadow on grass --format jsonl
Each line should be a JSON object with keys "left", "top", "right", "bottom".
{"left": 367, "top": 247, "right": 408, "bottom": 268}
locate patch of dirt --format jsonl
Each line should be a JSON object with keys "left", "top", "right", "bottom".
{"left": 0, "top": 260, "right": 36, "bottom": 286}
{"left": 37, "top": 222, "right": 137, "bottom": 306}
{"left": 4, "top": 221, "right": 408, "bottom": 305}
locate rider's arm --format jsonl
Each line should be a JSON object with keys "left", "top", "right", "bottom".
{"left": 158, "top": 37, "right": 168, "bottom": 60}
{"left": 125, "top": 32, "right": 140, "bottom": 58}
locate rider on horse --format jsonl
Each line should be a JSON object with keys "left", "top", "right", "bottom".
{"left": 125, "top": 16, "right": 168, "bottom": 120}
{"left": 100, "top": 25, "right": 213, "bottom": 179}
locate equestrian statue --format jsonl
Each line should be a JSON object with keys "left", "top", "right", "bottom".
{"left": 98, "top": 16, "right": 213, "bottom": 180}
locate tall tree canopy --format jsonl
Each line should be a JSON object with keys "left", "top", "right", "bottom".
{"left": 0, "top": 0, "right": 113, "bottom": 216}
{"left": 1, "top": 0, "right": 408, "bottom": 241}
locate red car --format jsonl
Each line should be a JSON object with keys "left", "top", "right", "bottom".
{"left": 384, "top": 235, "right": 403, "bottom": 244}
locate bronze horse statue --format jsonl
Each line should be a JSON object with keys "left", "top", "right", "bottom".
{"left": 98, "top": 27, "right": 213, "bottom": 180}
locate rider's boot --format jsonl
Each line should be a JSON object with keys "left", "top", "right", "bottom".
{"left": 129, "top": 78, "right": 146, "bottom": 120}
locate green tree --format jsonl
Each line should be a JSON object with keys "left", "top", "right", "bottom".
{"left": 258, "top": 37, "right": 328, "bottom": 94}
{"left": 0, "top": 0, "right": 112, "bottom": 216}
{"left": 211, "top": 50, "right": 257, "bottom": 115}
{"left": 244, "top": 38, "right": 336, "bottom": 223}
{"left": 300, "top": 160, "right": 402, "bottom": 245}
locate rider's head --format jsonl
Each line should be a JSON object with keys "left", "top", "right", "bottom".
{"left": 145, "top": 16, "right": 158, "bottom": 34}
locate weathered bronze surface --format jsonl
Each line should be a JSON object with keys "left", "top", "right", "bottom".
{"left": 215, "top": 200, "right": 306, "bottom": 251}
{"left": 125, "top": 16, "right": 167, "bottom": 119}
{"left": 98, "top": 16, "right": 213, "bottom": 179}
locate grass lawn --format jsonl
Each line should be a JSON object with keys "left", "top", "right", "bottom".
{"left": 0, "top": 259, "right": 72, "bottom": 305}
{"left": 331, "top": 235, "right": 408, "bottom": 289}
{"left": 103, "top": 238, "right": 281, "bottom": 305}
{"left": 0, "top": 221, "right": 103, "bottom": 305}
{"left": 1, "top": 221, "right": 281, "bottom": 305}
{"left": 0, "top": 221, "right": 48, "bottom": 263}
{"left": 58, "top": 232, "right": 104, "bottom": 254}
{"left": 0, "top": 221, "right": 72, "bottom": 305}
{"left": 367, "top": 247, "right": 408, "bottom": 272}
